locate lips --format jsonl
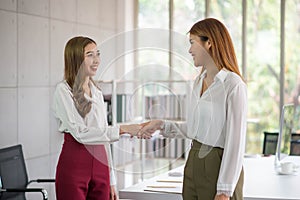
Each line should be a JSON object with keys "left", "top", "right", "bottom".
{"left": 91, "top": 65, "right": 98, "bottom": 70}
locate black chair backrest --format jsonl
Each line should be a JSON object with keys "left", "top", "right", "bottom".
{"left": 0, "top": 145, "right": 28, "bottom": 200}
{"left": 290, "top": 133, "right": 300, "bottom": 155}
{"left": 263, "top": 132, "right": 279, "bottom": 156}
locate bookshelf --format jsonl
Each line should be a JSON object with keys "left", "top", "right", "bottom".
{"left": 98, "top": 79, "right": 191, "bottom": 180}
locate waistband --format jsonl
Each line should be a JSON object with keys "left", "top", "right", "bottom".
{"left": 62, "top": 132, "right": 105, "bottom": 149}
{"left": 191, "top": 140, "right": 223, "bottom": 151}
{"left": 63, "top": 132, "right": 79, "bottom": 143}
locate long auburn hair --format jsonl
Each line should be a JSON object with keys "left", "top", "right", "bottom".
{"left": 64, "top": 36, "right": 97, "bottom": 118}
{"left": 189, "top": 18, "right": 243, "bottom": 78}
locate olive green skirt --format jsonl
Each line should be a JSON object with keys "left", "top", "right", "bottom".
{"left": 182, "top": 140, "right": 244, "bottom": 200}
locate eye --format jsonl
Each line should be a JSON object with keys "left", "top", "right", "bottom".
{"left": 86, "top": 53, "right": 93, "bottom": 57}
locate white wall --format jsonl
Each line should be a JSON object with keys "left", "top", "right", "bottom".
{"left": 0, "top": 0, "right": 134, "bottom": 199}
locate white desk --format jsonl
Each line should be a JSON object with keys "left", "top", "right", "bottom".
{"left": 119, "top": 156, "right": 300, "bottom": 200}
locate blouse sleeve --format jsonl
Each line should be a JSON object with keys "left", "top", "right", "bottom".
{"left": 160, "top": 120, "right": 187, "bottom": 138}
{"left": 52, "top": 83, "right": 120, "bottom": 145}
{"left": 217, "top": 82, "right": 247, "bottom": 196}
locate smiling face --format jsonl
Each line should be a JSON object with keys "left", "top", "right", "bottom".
{"left": 188, "top": 34, "right": 211, "bottom": 68}
{"left": 82, "top": 42, "right": 100, "bottom": 78}
{"left": 188, "top": 18, "right": 242, "bottom": 77}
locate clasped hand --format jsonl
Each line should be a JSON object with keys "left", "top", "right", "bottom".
{"left": 120, "top": 120, "right": 163, "bottom": 139}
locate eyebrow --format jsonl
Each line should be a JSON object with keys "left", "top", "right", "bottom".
{"left": 85, "top": 50, "right": 100, "bottom": 54}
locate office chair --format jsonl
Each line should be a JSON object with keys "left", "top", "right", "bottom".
{"left": 262, "top": 131, "right": 279, "bottom": 156}
{"left": 0, "top": 144, "right": 55, "bottom": 200}
{"left": 290, "top": 133, "right": 300, "bottom": 155}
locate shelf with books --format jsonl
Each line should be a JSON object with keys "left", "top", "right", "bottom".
{"left": 98, "top": 79, "right": 192, "bottom": 172}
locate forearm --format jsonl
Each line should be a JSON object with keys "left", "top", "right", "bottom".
{"left": 68, "top": 125, "right": 120, "bottom": 144}
{"left": 119, "top": 124, "right": 143, "bottom": 137}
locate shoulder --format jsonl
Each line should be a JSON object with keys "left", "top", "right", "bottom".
{"left": 55, "top": 80, "right": 70, "bottom": 90}
{"left": 54, "top": 80, "right": 72, "bottom": 97}
{"left": 222, "top": 71, "right": 247, "bottom": 96}
{"left": 225, "top": 71, "right": 245, "bottom": 86}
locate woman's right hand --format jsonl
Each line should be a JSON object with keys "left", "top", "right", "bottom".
{"left": 139, "top": 120, "right": 164, "bottom": 135}
{"left": 120, "top": 124, "right": 144, "bottom": 138}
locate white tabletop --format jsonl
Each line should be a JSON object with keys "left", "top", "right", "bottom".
{"left": 119, "top": 156, "right": 300, "bottom": 200}
{"left": 243, "top": 156, "right": 300, "bottom": 200}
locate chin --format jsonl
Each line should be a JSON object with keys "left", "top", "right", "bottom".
{"left": 194, "top": 62, "right": 200, "bottom": 67}
{"left": 89, "top": 72, "right": 97, "bottom": 77}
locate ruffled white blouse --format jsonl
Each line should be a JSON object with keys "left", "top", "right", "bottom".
{"left": 52, "top": 80, "right": 119, "bottom": 185}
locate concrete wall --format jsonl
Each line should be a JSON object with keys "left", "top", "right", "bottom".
{"left": 0, "top": 0, "right": 135, "bottom": 199}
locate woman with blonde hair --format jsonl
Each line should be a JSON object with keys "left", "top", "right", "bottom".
{"left": 141, "top": 18, "right": 247, "bottom": 200}
{"left": 53, "top": 36, "right": 144, "bottom": 200}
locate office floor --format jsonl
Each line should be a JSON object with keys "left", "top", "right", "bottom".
{"left": 115, "top": 157, "right": 186, "bottom": 191}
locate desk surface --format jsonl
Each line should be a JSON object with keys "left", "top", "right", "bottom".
{"left": 119, "top": 156, "right": 300, "bottom": 200}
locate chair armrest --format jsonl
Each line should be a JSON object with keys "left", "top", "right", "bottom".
{"left": 37, "top": 179, "right": 55, "bottom": 183}
{"left": 0, "top": 188, "right": 48, "bottom": 200}
{"left": 28, "top": 179, "right": 55, "bottom": 184}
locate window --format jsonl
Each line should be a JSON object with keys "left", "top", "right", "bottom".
{"left": 138, "top": 0, "right": 169, "bottom": 82}
{"left": 285, "top": 0, "right": 300, "bottom": 131}
{"left": 137, "top": 0, "right": 299, "bottom": 154}
{"left": 209, "top": 0, "right": 242, "bottom": 64}
{"left": 246, "top": 0, "right": 281, "bottom": 153}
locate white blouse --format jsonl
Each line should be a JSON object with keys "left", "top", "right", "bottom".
{"left": 52, "top": 80, "right": 119, "bottom": 185}
{"left": 163, "top": 68, "right": 247, "bottom": 196}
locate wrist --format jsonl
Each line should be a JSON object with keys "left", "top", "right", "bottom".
{"left": 216, "top": 190, "right": 231, "bottom": 197}
{"left": 159, "top": 120, "right": 165, "bottom": 130}
{"left": 119, "top": 125, "right": 126, "bottom": 134}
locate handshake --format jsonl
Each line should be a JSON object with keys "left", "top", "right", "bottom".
{"left": 119, "top": 120, "right": 164, "bottom": 139}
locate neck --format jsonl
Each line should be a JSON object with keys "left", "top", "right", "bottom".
{"left": 203, "top": 63, "right": 219, "bottom": 82}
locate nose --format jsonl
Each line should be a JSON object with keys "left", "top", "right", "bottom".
{"left": 93, "top": 58, "right": 100, "bottom": 67}
{"left": 188, "top": 46, "right": 192, "bottom": 54}
{"left": 94, "top": 54, "right": 100, "bottom": 64}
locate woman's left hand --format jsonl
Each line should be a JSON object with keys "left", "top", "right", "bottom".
{"left": 214, "top": 194, "right": 229, "bottom": 200}
{"left": 110, "top": 185, "right": 118, "bottom": 200}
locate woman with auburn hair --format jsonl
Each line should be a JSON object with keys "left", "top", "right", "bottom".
{"left": 53, "top": 36, "right": 147, "bottom": 200}
{"left": 141, "top": 18, "right": 247, "bottom": 200}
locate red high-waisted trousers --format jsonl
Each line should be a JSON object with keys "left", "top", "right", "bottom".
{"left": 55, "top": 134, "right": 110, "bottom": 200}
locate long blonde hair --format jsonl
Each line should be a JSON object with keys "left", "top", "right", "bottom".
{"left": 189, "top": 18, "right": 243, "bottom": 78}
{"left": 64, "top": 36, "right": 97, "bottom": 118}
